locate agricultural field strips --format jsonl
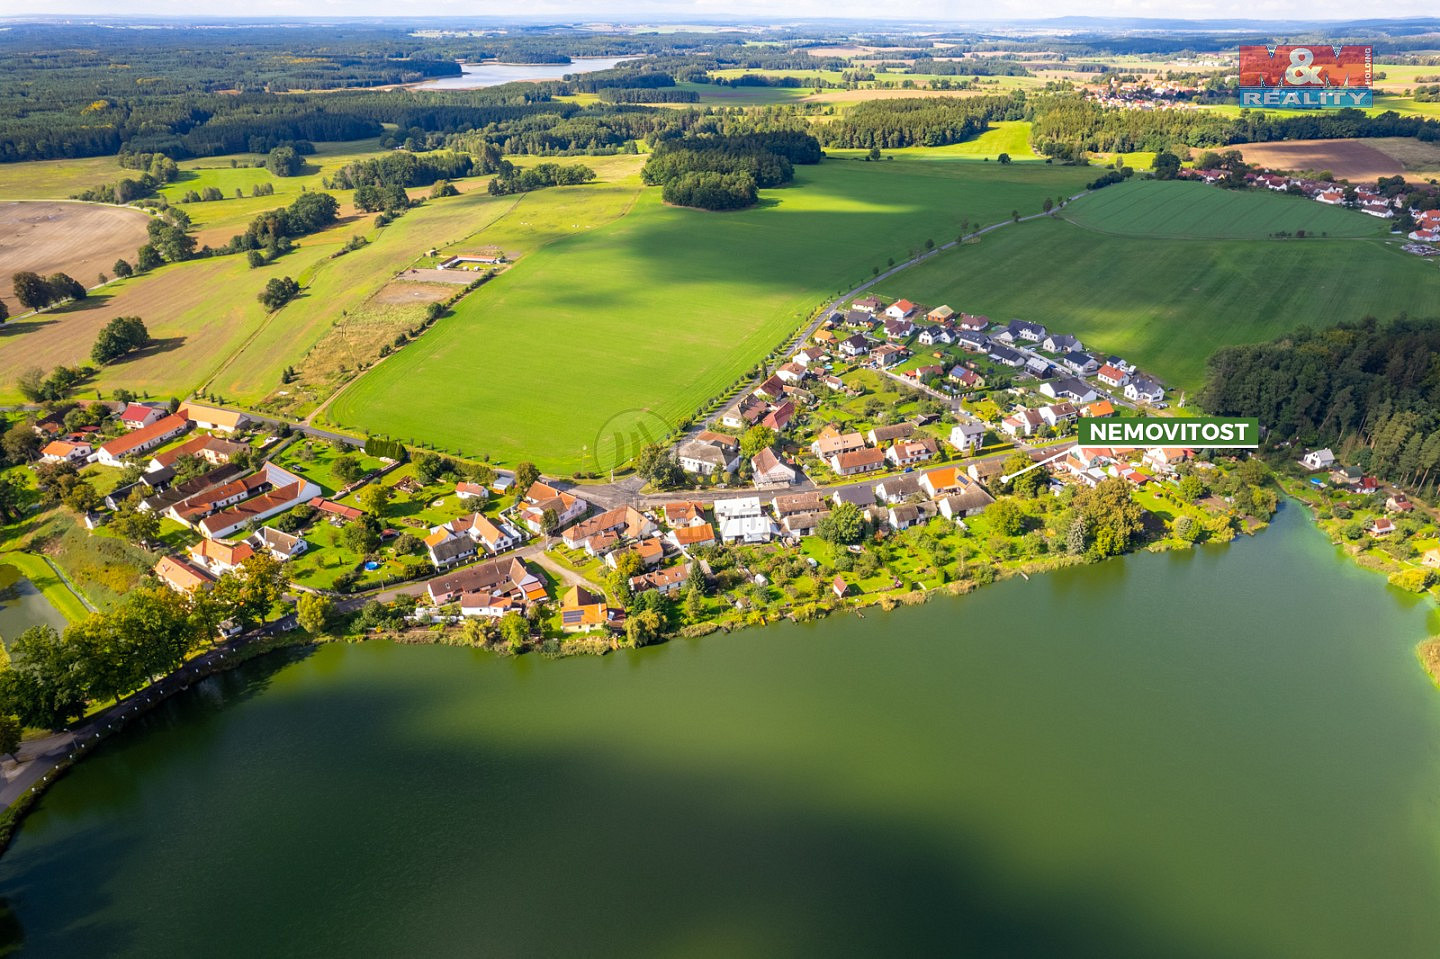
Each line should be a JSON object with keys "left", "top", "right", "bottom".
{"left": 328, "top": 157, "right": 1093, "bottom": 474}
{"left": 1061, "top": 180, "right": 1385, "bottom": 240}
{"left": 884, "top": 197, "right": 1439, "bottom": 393}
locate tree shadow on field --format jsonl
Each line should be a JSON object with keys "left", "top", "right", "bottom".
{"left": 48, "top": 292, "right": 117, "bottom": 317}
{"left": 0, "top": 316, "right": 59, "bottom": 338}
{"left": 123, "top": 335, "right": 187, "bottom": 361}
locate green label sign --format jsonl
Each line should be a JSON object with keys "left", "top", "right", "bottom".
{"left": 1078, "top": 417, "right": 1260, "bottom": 449}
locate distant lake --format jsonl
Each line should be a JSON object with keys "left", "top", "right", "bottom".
{"left": 415, "top": 57, "right": 642, "bottom": 90}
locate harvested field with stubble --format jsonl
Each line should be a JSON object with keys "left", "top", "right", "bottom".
{"left": 0, "top": 201, "right": 150, "bottom": 291}
{"left": 1234, "top": 139, "right": 1405, "bottom": 181}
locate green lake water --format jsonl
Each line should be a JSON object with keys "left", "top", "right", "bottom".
{"left": 1, "top": 504, "right": 1438, "bottom": 958}
{"left": 0, "top": 565, "right": 66, "bottom": 648}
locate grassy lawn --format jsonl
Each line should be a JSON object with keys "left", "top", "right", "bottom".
{"left": 269, "top": 439, "right": 385, "bottom": 497}
{"left": 328, "top": 157, "right": 1093, "bottom": 473}
{"left": 16, "top": 513, "right": 156, "bottom": 611}
{"left": 877, "top": 212, "right": 1440, "bottom": 394}
{"left": 0, "top": 155, "right": 131, "bottom": 199}
{"left": 1061, "top": 180, "right": 1386, "bottom": 240}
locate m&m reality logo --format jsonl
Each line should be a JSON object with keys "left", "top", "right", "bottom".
{"left": 1238, "top": 45, "right": 1373, "bottom": 108}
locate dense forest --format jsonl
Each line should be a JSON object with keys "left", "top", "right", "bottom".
{"left": 817, "top": 95, "right": 1026, "bottom": 149}
{"left": 1200, "top": 319, "right": 1440, "bottom": 492}
{"left": 642, "top": 130, "right": 822, "bottom": 210}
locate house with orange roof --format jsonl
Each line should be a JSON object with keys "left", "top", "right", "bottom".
{"left": 455, "top": 481, "right": 489, "bottom": 501}
{"left": 830, "top": 447, "right": 885, "bottom": 476}
{"left": 920, "top": 466, "right": 967, "bottom": 498}
{"left": 562, "top": 506, "right": 655, "bottom": 551}
{"left": 188, "top": 538, "right": 255, "bottom": 574}
{"left": 629, "top": 565, "right": 689, "bottom": 596}
{"left": 1083, "top": 400, "right": 1115, "bottom": 418}
{"left": 520, "top": 481, "right": 587, "bottom": 533}
{"left": 153, "top": 556, "right": 215, "bottom": 594}
{"left": 459, "top": 591, "right": 516, "bottom": 619}
{"left": 560, "top": 585, "right": 621, "bottom": 633}
{"left": 177, "top": 403, "right": 250, "bottom": 434}
{"left": 97, "top": 413, "right": 190, "bottom": 467}
{"left": 40, "top": 440, "right": 91, "bottom": 465}
{"left": 661, "top": 501, "right": 706, "bottom": 527}
{"left": 148, "top": 434, "right": 246, "bottom": 472}
{"left": 884, "top": 298, "right": 917, "bottom": 320}
{"left": 606, "top": 538, "right": 664, "bottom": 570}
{"left": 667, "top": 522, "right": 716, "bottom": 551}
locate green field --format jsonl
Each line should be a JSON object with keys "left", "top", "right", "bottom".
{"left": 827, "top": 122, "right": 1038, "bottom": 162}
{"left": 327, "top": 157, "right": 1093, "bottom": 473}
{"left": 1062, "top": 180, "right": 1386, "bottom": 240}
{"left": 877, "top": 211, "right": 1440, "bottom": 394}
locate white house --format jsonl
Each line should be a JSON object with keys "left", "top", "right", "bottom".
{"left": 884, "top": 298, "right": 917, "bottom": 320}
{"left": 948, "top": 422, "right": 987, "bottom": 454}
{"left": 677, "top": 438, "right": 740, "bottom": 476}
{"left": 715, "top": 497, "right": 777, "bottom": 543}
{"left": 1124, "top": 377, "right": 1165, "bottom": 404}
{"left": 1302, "top": 448, "right": 1336, "bottom": 471}
{"left": 1096, "top": 364, "right": 1130, "bottom": 388}
{"left": 752, "top": 447, "right": 799, "bottom": 487}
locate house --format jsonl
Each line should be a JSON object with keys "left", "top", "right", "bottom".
{"left": 874, "top": 475, "right": 922, "bottom": 504}
{"left": 96, "top": 413, "right": 189, "bottom": 467}
{"left": 519, "top": 481, "right": 587, "bottom": 533}
{"left": 607, "top": 538, "right": 664, "bottom": 570}
{"left": 668, "top": 523, "right": 717, "bottom": 551}
{"left": 153, "top": 556, "right": 215, "bottom": 594}
{"left": 562, "top": 506, "right": 656, "bottom": 551}
{"left": 936, "top": 485, "right": 995, "bottom": 519}
{"left": 852, "top": 295, "right": 884, "bottom": 314}
{"left": 958, "top": 313, "right": 990, "bottom": 332}
{"left": 427, "top": 558, "right": 546, "bottom": 606}
{"left": 988, "top": 345, "right": 1025, "bottom": 368}
{"left": 309, "top": 497, "right": 363, "bottom": 523}
{"left": 811, "top": 431, "right": 866, "bottom": 460}
{"left": 149, "top": 434, "right": 246, "bottom": 472}
{"left": 1096, "top": 364, "right": 1129, "bottom": 388}
{"left": 839, "top": 334, "right": 871, "bottom": 358}
{"left": 1119, "top": 466, "right": 1152, "bottom": 487}
{"left": 1369, "top": 517, "right": 1397, "bottom": 536}
{"left": 920, "top": 466, "right": 968, "bottom": 498}
{"left": 772, "top": 491, "right": 828, "bottom": 519}
{"left": 721, "top": 395, "right": 768, "bottom": 429}
{"left": 832, "top": 485, "right": 877, "bottom": 510}
{"left": 1316, "top": 188, "right": 1344, "bottom": 205}
{"left": 1040, "top": 378, "right": 1099, "bottom": 404}
{"left": 842, "top": 309, "right": 874, "bottom": 328}
{"left": 917, "top": 326, "right": 953, "bottom": 347}
{"left": 833, "top": 576, "right": 850, "bottom": 599}
{"left": 187, "top": 537, "right": 255, "bottom": 575}
{"left": 884, "top": 298, "right": 917, "bottom": 320}
{"left": 1329, "top": 466, "right": 1363, "bottom": 487}
{"left": 752, "top": 447, "right": 799, "bottom": 487}
{"left": 1422, "top": 549, "right": 1440, "bottom": 569}
{"left": 871, "top": 344, "right": 909, "bottom": 367}
{"left": 1386, "top": 493, "right": 1415, "bottom": 514}
{"left": 455, "top": 482, "right": 490, "bottom": 501}
{"left": 629, "top": 565, "right": 689, "bottom": 596}
{"left": 949, "top": 367, "right": 984, "bottom": 391}
{"left": 677, "top": 438, "right": 740, "bottom": 476}
{"left": 1063, "top": 352, "right": 1099, "bottom": 376}
{"left": 867, "top": 423, "right": 914, "bottom": 446}
{"left": 1361, "top": 200, "right": 1394, "bottom": 218}
{"left": 776, "top": 362, "right": 808, "bottom": 385}
{"left": 196, "top": 464, "right": 319, "bottom": 539}
{"left": 949, "top": 422, "right": 987, "bottom": 454}
{"left": 1143, "top": 447, "right": 1193, "bottom": 473}
{"left": 1124, "top": 378, "right": 1165, "bottom": 404}
{"left": 967, "top": 457, "right": 1007, "bottom": 487}
{"left": 957, "top": 332, "right": 991, "bottom": 353}
{"left": 560, "top": 586, "right": 621, "bottom": 632}
{"left": 141, "top": 464, "right": 244, "bottom": 515}
{"left": 781, "top": 510, "right": 829, "bottom": 537}
{"left": 761, "top": 401, "right": 795, "bottom": 433}
{"left": 1301, "top": 449, "right": 1336, "bottom": 471}
{"left": 886, "top": 437, "right": 938, "bottom": 467}
{"left": 905, "top": 364, "right": 944, "bottom": 384}
{"left": 792, "top": 346, "right": 827, "bottom": 367}
{"left": 40, "top": 440, "right": 91, "bottom": 465}
{"left": 1042, "top": 333, "right": 1083, "bottom": 354}
{"left": 831, "top": 447, "right": 886, "bottom": 476}
{"left": 754, "top": 375, "right": 787, "bottom": 401}
{"left": 1001, "top": 409, "right": 1044, "bottom": 438}
{"left": 1005, "top": 319, "right": 1047, "bottom": 343}
{"left": 177, "top": 403, "right": 249, "bottom": 434}
{"left": 662, "top": 501, "right": 707, "bottom": 527}
{"left": 715, "top": 497, "right": 777, "bottom": 543}
{"left": 821, "top": 374, "right": 848, "bottom": 393}
{"left": 1039, "top": 402, "right": 1078, "bottom": 427}
{"left": 927, "top": 305, "right": 955, "bottom": 324}
{"left": 247, "top": 526, "right": 307, "bottom": 561}
{"left": 121, "top": 403, "right": 165, "bottom": 430}
{"left": 450, "top": 513, "right": 520, "bottom": 554}
{"left": 1083, "top": 400, "right": 1116, "bottom": 418}
{"left": 1024, "top": 357, "right": 1054, "bottom": 379}
{"left": 459, "top": 592, "right": 516, "bottom": 619}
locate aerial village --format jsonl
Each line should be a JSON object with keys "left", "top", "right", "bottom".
{"left": 16, "top": 283, "right": 1291, "bottom": 651}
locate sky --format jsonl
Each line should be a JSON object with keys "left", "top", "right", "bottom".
{"left": 15, "top": 0, "right": 1440, "bottom": 24}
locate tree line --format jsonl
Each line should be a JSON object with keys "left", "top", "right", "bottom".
{"left": 816, "top": 94, "right": 1025, "bottom": 149}
{"left": 1200, "top": 318, "right": 1440, "bottom": 493}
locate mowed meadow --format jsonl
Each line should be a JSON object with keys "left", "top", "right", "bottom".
{"left": 881, "top": 180, "right": 1440, "bottom": 392}
{"left": 326, "top": 157, "right": 1094, "bottom": 473}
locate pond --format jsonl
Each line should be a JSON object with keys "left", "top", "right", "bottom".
{"left": 0, "top": 564, "right": 67, "bottom": 647}
{"left": 1, "top": 506, "right": 1438, "bottom": 957}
